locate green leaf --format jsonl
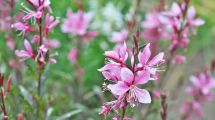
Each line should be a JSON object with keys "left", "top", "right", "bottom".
{"left": 19, "top": 86, "right": 35, "bottom": 107}
{"left": 56, "top": 109, "right": 82, "bottom": 120}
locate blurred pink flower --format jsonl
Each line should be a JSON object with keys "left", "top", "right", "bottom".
{"left": 111, "top": 29, "right": 128, "bottom": 43}
{"left": 161, "top": 2, "right": 205, "bottom": 54}
{"left": 5, "top": 36, "right": 15, "bottom": 50}
{"left": 61, "top": 9, "right": 94, "bottom": 36}
{"left": 43, "top": 39, "right": 60, "bottom": 49}
{"left": 26, "top": 0, "right": 52, "bottom": 12}
{"left": 9, "top": 59, "right": 23, "bottom": 70}
{"left": 68, "top": 48, "right": 78, "bottom": 64}
{"left": 152, "top": 90, "right": 161, "bottom": 100}
{"left": 181, "top": 70, "right": 215, "bottom": 119}
{"left": 17, "top": 113, "right": 23, "bottom": 120}
{"left": 172, "top": 55, "right": 186, "bottom": 64}
{"left": 142, "top": 13, "right": 170, "bottom": 42}
{"left": 31, "top": 35, "right": 40, "bottom": 43}
{"left": 185, "top": 72, "right": 215, "bottom": 100}
{"left": 187, "top": 6, "right": 205, "bottom": 27}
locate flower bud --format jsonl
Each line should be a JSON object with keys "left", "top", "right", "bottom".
{"left": 0, "top": 74, "right": 4, "bottom": 87}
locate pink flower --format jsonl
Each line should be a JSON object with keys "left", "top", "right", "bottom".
{"left": 104, "top": 42, "right": 128, "bottom": 64}
{"left": 99, "top": 43, "right": 128, "bottom": 81}
{"left": 111, "top": 29, "right": 128, "bottom": 43}
{"left": 172, "top": 55, "right": 186, "bottom": 64}
{"left": 15, "top": 39, "right": 35, "bottom": 60}
{"left": 22, "top": 10, "right": 42, "bottom": 21}
{"left": 86, "top": 31, "right": 97, "bottom": 38}
{"left": 160, "top": 2, "right": 204, "bottom": 55}
{"left": 181, "top": 71, "right": 215, "bottom": 119}
{"left": 31, "top": 35, "right": 40, "bottom": 43}
{"left": 26, "top": 0, "right": 52, "bottom": 12}
{"left": 187, "top": 6, "right": 205, "bottom": 26}
{"left": 137, "top": 43, "right": 164, "bottom": 77}
{"left": 37, "top": 45, "right": 58, "bottom": 64}
{"left": 9, "top": 59, "right": 23, "bottom": 70}
{"left": 61, "top": 9, "right": 93, "bottom": 36}
{"left": 17, "top": 113, "right": 23, "bottom": 120}
{"left": 142, "top": 12, "right": 170, "bottom": 42}
{"left": 108, "top": 68, "right": 151, "bottom": 105}
{"left": 99, "top": 102, "right": 113, "bottom": 117}
{"left": 68, "top": 48, "right": 78, "bottom": 64}
{"left": 26, "top": 0, "right": 40, "bottom": 7}
{"left": 5, "top": 36, "right": 15, "bottom": 50}
{"left": 152, "top": 90, "right": 161, "bottom": 100}
{"left": 11, "top": 22, "right": 32, "bottom": 35}
{"left": 43, "top": 39, "right": 60, "bottom": 49}
{"left": 186, "top": 72, "right": 215, "bottom": 100}
{"left": 44, "top": 14, "right": 59, "bottom": 35}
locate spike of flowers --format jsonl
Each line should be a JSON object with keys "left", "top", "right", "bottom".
{"left": 13, "top": 0, "right": 59, "bottom": 67}
{"left": 180, "top": 70, "right": 215, "bottom": 120}
{"left": 12, "top": 0, "right": 59, "bottom": 118}
{"left": 99, "top": 30, "right": 165, "bottom": 119}
{"left": 142, "top": 0, "right": 205, "bottom": 63}
{"left": 162, "top": 1, "right": 205, "bottom": 54}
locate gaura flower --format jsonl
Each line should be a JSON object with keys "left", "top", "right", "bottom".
{"left": 108, "top": 68, "right": 151, "bottom": 105}
{"left": 44, "top": 13, "right": 59, "bottom": 35}
{"left": 15, "top": 39, "right": 35, "bottom": 60}
{"left": 137, "top": 43, "right": 164, "bottom": 77}
{"left": 11, "top": 22, "right": 32, "bottom": 36}
{"left": 61, "top": 9, "right": 94, "bottom": 36}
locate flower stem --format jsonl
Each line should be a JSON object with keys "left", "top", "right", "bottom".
{"left": 121, "top": 107, "right": 126, "bottom": 120}
{"left": 36, "top": 69, "right": 42, "bottom": 118}
{"left": 1, "top": 89, "right": 8, "bottom": 120}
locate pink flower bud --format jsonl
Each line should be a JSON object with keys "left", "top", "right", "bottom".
{"left": 17, "top": 113, "right": 23, "bottom": 120}
{"left": 68, "top": 48, "right": 78, "bottom": 64}
{"left": 0, "top": 74, "right": 4, "bottom": 87}
{"left": 6, "top": 75, "right": 12, "bottom": 93}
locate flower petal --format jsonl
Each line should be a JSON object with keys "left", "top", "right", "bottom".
{"left": 107, "top": 82, "right": 129, "bottom": 96}
{"left": 139, "top": 43, "right": 151, "bottom": 64}
{"left": 24, "top": 39, "right": 33, "bottom": 54}
{"left": 134, "top": 87, "right": 151, "bottom": 103}
{"left": 134, "top": 71, "right": 150, "bottom": 85}
{"left": 121, "top": 68, "right": 134, "bottom": 84}
{"left": 15, "top": 50, "right": 31, "bottom": 58}
{"left": 148, "top": 52, "right": 164, "bottom": 66}
{"left": 187, "top": 6, "right": 196, "bottom": 20}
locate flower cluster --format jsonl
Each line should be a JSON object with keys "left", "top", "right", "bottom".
{"left": 142, "top": 0, "right": 204, "bottom": 63}
{"left": 99, "top": 30, "right": 165, "bottom": 118}
{"left": 163, "top": 1, "right": 205, "bottom": 54}
{"left": 0, "top": 74, "right": 12, "bottom": 120}
{"left": 12, "top": 0, "right": 59, "bottom": 67}
{"left": 180, "top": 70, "right": 215, "bottom": 120}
